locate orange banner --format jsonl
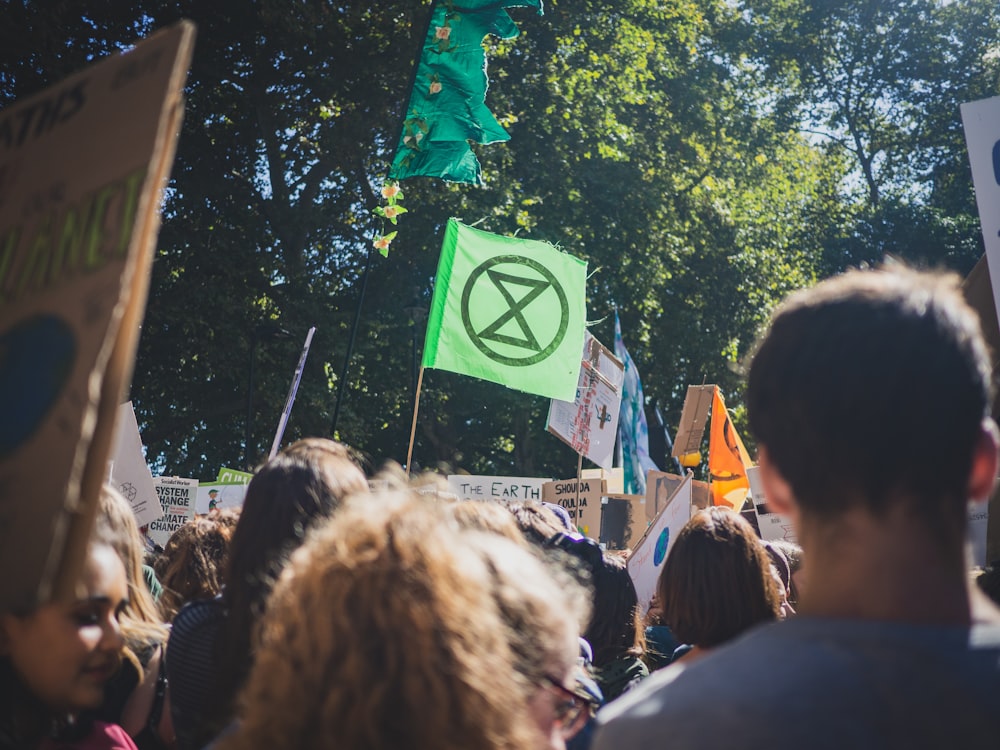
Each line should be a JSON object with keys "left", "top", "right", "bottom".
{"left": 708, "top": 387, "right": 753, "bottom": 511}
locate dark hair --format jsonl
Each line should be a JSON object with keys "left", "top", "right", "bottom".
{"left": 154, "top": 508, "right": 240, "bottom": 621}
{"left": 747, "top": 267, "right": 992, "bottom": 535}
{"left": 658, "top": 508, "right": 780, "bottom": 648}
{"left": 206, "top": 439, "right": 367, "bottom": 737}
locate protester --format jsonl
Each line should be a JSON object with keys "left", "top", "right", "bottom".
{"left": 217, "top": 485, "right": 593, "bottom": 750}
{"left": 445, "top": 497, "right": 529, "bottom": 546}
{"left": 153, "top": 509, "right": 240, "bottom": 621}
{"left": 89, "top": 488, "right": 173, "bottom": 750}
{"left": 0, "top": 511, "right": 135, "bottom": 749}
{"left": 656, "top": 507, "right": 781, "bottom": 664}
{"left": 766, "top": 539, "right": 805, "bottom": 608}
{"left": 167, "top": 438, "right": 367, "bottom": 750}
{"left": 594, "top": 266, "right": 1000, "bottom": 748}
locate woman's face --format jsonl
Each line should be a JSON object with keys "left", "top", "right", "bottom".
{"left": 1, "top": 544, "right": 127, "bottom": 713}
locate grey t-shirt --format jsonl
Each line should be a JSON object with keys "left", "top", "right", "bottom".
{"left": 593, "top": 617, "right": 1000, "bottom": 750}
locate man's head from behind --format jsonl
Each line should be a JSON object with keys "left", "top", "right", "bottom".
{"left": 747, "top": 266, "right": 995, "bottom": 533}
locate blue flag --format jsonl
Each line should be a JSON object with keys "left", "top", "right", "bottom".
{"left": 613, "top": 313, "right": 659, "bottom": 495}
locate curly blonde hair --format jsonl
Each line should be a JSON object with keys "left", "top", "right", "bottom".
{"left": 219, "top": 487, "right": 587, "bottom": 750}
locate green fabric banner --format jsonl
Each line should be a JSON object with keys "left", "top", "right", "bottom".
{"left": 423, "top": 219, "right": 587, "bottom": 401}
{"left": 388, "top": 0, "right": 543, "bottom": 185}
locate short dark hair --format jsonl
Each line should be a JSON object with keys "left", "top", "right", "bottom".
{"left": 747, "top": 267, "right": 992, "bottom": 529}
{"left": 657, "top": 508, "right": 780, "bottom": 648}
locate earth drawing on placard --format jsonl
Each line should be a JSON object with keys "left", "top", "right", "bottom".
{"left": 0, "top": 314, "right": 76, "bottom": 459}
{"left": 653, "top": 527, "right": 670, "bottom": 566}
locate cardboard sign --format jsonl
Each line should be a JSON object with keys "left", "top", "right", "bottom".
{"left": 195, "top": 481, "right": 249, "bottom": 515}
{"left": 601, "top": 494, "right": 645, "bottom": 550}
{"left": 546, "top": 332, "right": 624, "bottom": 469}
{"left": 147, "top": 476, "right": 197, "bottom": 548}
{"left": 961, "top": 96, "right": 1000, "bottom": 331}
{"left": 646, "top": 470, "right": 709, "bottom": 523}
{"left": 747, "top": 466, "right": 798, "bottom": 544}
{"left": 447, "top": 475, "right": 549, "bottom": 502}
{"left": 109, "top": 401, "right": 162, "bottom": 528}
{"left": 671, "top": 385, "right": 714, "bottom": 457}
{"left": 628, "top": 473, "right": 694, "bottom": 613}
{"left": 542, "top": 478, "right": 604, "bottom": 538}
{"left": 0, "top": 22, "right": 195, "bottom": 610}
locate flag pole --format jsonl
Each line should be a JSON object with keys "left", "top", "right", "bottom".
{"left": 405, "top": 366, "right": 425, "bottom": 478}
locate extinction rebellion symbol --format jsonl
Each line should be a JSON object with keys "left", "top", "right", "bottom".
{"left": 461, "top": 254, "right": 569, "bottom": 367}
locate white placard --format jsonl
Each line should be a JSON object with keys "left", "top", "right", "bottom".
{"left": 968, "top": 502, "right": 989, "bottom": 569}
{"left": 546, "top": 332, "right": 625, "bottom": 469}
{"left": 628, "top": 474, "right": 694, "bottom": 613}
{"left": 109, "top": 401, "right": 163, "bottom": 527}
{"left": 961, "top": 95, "right": 1000, "bottom": 330}
{"left": 747, "top": 465, "right": 798, "bottom": 544}
{"left": 148, "top": 476, "right": 197, "bottom": 548}
{"left": 446, "top": 475, "right": 550, "bottom": 502}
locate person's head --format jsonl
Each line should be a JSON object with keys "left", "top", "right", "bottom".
{"left": 767, "top": 539, "right": 805, "bottom": 607}
{"left": 153, "top": 508, "right": 240, "bottom": 621}
{"left": 95, "top": 487, "right": 168, "bottom": 653}
{"left": 220, "top": 487, "right": 589, "bottom": 750}
{"left": 548, "top": 536, "right": 643, "bottom": 671}
{"left": 445, "top": 499, "right": 528, "bottom": 546}
{"left": 208, "top": 438, "right": 367, "bottom": 734}
{"left": 658, "top": 507, "right": 781, "bottom": 648}
{"left": 1, "top": 509, "right": 129, "bottom": 741}
{"left": 509, "top": 502, "right": 567, "bottom": 547}
{"left": 747, "top": 267, "right": 997, "bottom": 543}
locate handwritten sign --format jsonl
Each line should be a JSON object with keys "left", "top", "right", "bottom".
{"left": 542, "top": 478, "right": 605, "bottom": 538}
{"left": 0, "top": 22, "right": 194, "bottom": 610}
{"left": 447, "top": 475, "right": 549, "bottom": 502}
{"left": 148, "top": 476, "right": 197, "bottom": 548}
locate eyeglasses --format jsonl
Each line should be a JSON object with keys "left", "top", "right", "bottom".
{"left": 541, "top": 674, "right": 595, "bottom": 740}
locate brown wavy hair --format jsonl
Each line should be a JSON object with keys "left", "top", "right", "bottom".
{"left": 219, "top": 486, "right": 588, "bottom": 750}
{"left": 657, "top": 507, "right": 780, "bottom": 648}
{"left": 153, "top": 508, "right": 240, "bottom": 621}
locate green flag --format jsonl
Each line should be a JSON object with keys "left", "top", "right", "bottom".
{"left": 388, "top": 0, "right": 542, "bottom": 185}
{"left": 423, "top": 219, "right": 587, "bottom": 401}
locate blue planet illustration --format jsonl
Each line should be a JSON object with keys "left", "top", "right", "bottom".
{"left": 653, "top": 527, "right": 670, "bottom": 566}
{"left": 0, "top": 314, "right": 76, "bottom": 458}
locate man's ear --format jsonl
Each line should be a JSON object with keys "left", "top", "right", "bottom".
{"left": 968, "top": 418, "right": 1000, "bottom": 505}
{"left": 758, "top": 446, "right": 798, "bottom": 520}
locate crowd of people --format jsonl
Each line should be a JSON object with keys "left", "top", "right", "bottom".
{"left": 3, "top": 265, "right": 1000, "bottom": 749}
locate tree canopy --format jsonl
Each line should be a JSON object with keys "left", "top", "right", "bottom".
{"left": 2, "top": 0, "right": 996, "bottom": 480}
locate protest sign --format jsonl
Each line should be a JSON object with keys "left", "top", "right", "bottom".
{"left": 671, "top": 385, "right": 714, "bottom": 457}
{"left": 629, "top": 473, "right": 694, "bottom": 613}
{"left": 747, "top": 466, "right": 798, "bottom": 544}
{"left": 546, "top": 332, "right": 624, "bottom": 469}
{"left": 217, "top": 467, "right": 253, "bottom": 484}
{"left": 447, "top": 474, "right": 549, "bottom": 502}
{"left": 195, "top": 481, "right": 249, "bottom": 515}
{"left": 148, "top": 476, "right": 197, "bottom": 548}
{"left": 646, "top": 470, "right": 709, "bottom": 523}
{"left": 109, "top": 401, "right": 162, "bottom": 528}
{"left": 0, "top": 22, "right": 194, "bottom": 610}
{"left": 961, "top": 96, "right": 1000, "bottom": 331}
{"left": 542, "top": 478, "right": 604, "bottom": 538}
{"left": 968, "top": 502, "right": 989, "bottom": 569}
{"left": 600, "top": 494, "right": 645, "bottom": 550}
